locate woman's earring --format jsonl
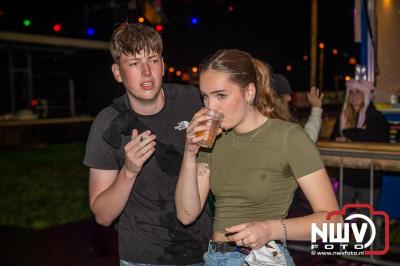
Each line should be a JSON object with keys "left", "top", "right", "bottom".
{"left": 248, "top": 97, "right": 254, "bottom": 109}
{"left": 248, "top": 97, "right": 254, "bottom": 105}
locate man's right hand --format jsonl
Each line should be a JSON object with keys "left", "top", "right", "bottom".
{"left": 124, "top": 129, "right": 156, "bottom": 178}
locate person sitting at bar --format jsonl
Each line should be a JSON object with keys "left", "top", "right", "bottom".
{"left": 330, "top": 79, "right": 390, "bottom": 208}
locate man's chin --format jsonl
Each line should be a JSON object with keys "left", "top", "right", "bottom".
{"left": 129, "top": 88, "right": 162, "bottom": 101}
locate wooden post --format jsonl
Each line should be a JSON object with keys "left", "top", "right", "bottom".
{"left": 69, "top": 78, "right": 76, "bottom": 117}
{"left": 310, "top": 0, "right": 318, "bottom": 87}
{"left": 27, "top": 50, "right": 33, "bottom": 101}
{"left": 318, "top": 44, "right": 324, "bottom": 90}
{"left": 8, "top": 52, "right": 16, "bottom": 113}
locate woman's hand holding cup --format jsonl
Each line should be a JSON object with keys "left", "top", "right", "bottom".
{"left": 185, "top": 108, "right": 223, "bottom": 155}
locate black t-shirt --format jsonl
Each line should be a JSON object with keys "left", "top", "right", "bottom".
{"left": 83, "top": 83, "right": 212, "bottom": 264}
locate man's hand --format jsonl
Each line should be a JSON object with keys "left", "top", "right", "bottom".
{"left": 123, "top": 129, "right": 156, "bottom": 178}
{"left": 307, "top": 86, "right": 324, "bottom": 108}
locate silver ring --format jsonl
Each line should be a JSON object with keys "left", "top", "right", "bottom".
{"left": 241, "top": 239, "right": 245, "bottom": 246}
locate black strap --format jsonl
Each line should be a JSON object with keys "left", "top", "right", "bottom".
{"left": 101, "top": 95, "right": 182, "bottom": 176}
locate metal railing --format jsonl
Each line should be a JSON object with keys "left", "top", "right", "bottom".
{"left": 288, "top": 141, "right": 400, "bottom": 266}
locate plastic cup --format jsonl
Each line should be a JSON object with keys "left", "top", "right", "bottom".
{"left": 196, "top": 109, "right": 224, "bottom": 148}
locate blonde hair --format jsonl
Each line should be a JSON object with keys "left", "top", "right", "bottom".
{"left": 200, "top": 49, "right": 292, "bottom": 121}
{"left": 343, "top": 99, "right": 364, "bottom": 129}
{"left": 109, "top": 23, "right": 163, "bottom": 64}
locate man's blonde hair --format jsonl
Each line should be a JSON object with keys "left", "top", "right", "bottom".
{"left": 109, "top": 23, "right": 163, "bottom": 64}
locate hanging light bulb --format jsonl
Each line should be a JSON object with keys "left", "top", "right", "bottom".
{"left": 23, "top": 19, "right": 31, "bottom": 27}
{"left": 53, "top": 24, "right": 62, "bottom": 32}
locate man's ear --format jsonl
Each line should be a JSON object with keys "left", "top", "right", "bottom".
{"left": 162, "top": 57, "right": 165, "bottom": 77}
{"left": 111, "top": 63, "right": 123, "bottom": 83}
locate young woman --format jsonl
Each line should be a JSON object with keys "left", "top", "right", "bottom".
{"left": 330, "top": 80, "right": 389, "bottom": 212}
{"left": 175, "top": 49, "right": 342, "bottom": 265}
{"left": 331, "top": 79, "right": 389, "bottom": 143}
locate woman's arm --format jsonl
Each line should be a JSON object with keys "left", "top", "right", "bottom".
{"left": 175, "top": 108, "right": 215, "bottom": 225}
{"left": 175, "top": 157, "right": 211, "bottom": 225}
{"left": 281, "top": 168, "right": 342, "bottom": 240}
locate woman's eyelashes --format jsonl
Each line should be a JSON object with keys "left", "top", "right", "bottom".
{"left": 216, "top": 93, "right": 227, "bottom": 100}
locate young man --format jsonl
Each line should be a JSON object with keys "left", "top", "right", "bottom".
{"left": 270, "top": 73, "right": 324, "bottom": 143}
{"left": 83, "top": 23, "right": 211, "bottom": 265}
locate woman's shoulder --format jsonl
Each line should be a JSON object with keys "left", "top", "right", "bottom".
{"left": 264, "top": 119, "right": 309, "bottom": 143}
{"left": 269, "top": 118, "right": 302, "bottom": 131}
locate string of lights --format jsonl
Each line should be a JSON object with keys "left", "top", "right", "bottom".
{"left": 0, "top": 1, "right": 359, "bottom": 86}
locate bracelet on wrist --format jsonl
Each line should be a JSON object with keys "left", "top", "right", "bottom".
{"left": 279, "top": 218, "right": 288, "bottom": 248}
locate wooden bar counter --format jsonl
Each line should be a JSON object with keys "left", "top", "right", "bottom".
{"left": 317, "top": 141, "right": 400, "bottom": 172}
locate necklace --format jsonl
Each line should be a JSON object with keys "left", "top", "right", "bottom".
{"left": 232, "top": 117, "right": 267, "bottom": 148}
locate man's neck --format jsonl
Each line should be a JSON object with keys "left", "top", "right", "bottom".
{"left": 127, "top": 89, "right": 165, "bottom": 115}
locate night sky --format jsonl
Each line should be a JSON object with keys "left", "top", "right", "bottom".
{"left": 0, "top": 0, "right": 360, "bottom": 114}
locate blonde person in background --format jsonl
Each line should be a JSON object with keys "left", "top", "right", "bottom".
{"left": 175, "top": 49, "right": 342, "bottom": 266}
{"left": 330, "top": 80, "right": 389, "bottom": 214}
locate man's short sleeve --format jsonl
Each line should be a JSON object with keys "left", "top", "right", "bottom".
{"left": 286, "top": 125, "right": 324, "bottom": 178}
{"left": 179, "top": 84, "right": 203, "bottom": 110}
{"left": 83, "top": 108, "right": 121, "bottom": 170}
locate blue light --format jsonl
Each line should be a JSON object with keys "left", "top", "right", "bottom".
{"left": 191, "top": 17, "right": 198, "bottom": 25}
{"left": 87, "top": 28, "right": 95, "bottom": 36}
